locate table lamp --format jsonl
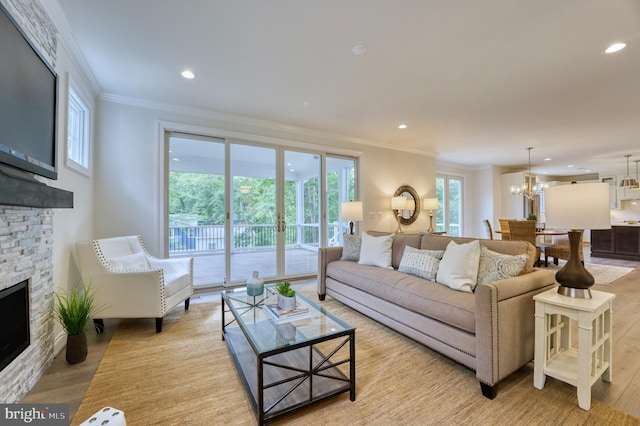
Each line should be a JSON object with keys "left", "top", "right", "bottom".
{"left": 391, "top": 196, "right": 407, "bottom": 233}
{"left": 340, "top": 201, "right": 363, "bottom": 235}
{"left": 423, "top": 198, "right": 438, "bottom": 233}
{"left": 543, "top": 183, "right": 611, "bottom": 298}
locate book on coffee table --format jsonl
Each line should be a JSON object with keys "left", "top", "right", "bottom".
{"left": 263, "top": 303, "right": 311, "bottom": 324}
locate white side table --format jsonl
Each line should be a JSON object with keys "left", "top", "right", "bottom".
{"left": 533, "top": 288, "right": 615, "bottom": 410}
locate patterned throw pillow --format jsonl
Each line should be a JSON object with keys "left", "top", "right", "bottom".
{"left": 476, "top": 246, "right": 528, "bottom": 286}
{"left": 341, "top": 233, "right": 361, "bottom": 262}
{"left": 398, "top": 246, "right": 445, "bottom": 281}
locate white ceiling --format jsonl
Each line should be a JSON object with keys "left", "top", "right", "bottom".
{"left": 52, "top": 0, "right": 640, "bottom": 177}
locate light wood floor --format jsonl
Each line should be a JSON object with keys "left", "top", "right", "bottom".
{"left": 21, "top": 249, "right": 640, "bottom": 421}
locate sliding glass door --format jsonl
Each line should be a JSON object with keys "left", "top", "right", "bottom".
{"left": 167, "top": 133, "right": 336, "bottom": 288}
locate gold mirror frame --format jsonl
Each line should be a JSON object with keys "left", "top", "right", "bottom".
{"left": 393, "top": 185, "right": 420, "bottom": 225}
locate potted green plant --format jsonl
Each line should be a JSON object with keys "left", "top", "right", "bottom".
{"left": 54, "top": 284, "right": 96, "bottom": 365}
{"left": 276, "top": 281, "right": 296, "bottom": 311}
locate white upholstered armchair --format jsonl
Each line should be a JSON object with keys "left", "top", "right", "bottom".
{"left": 75, "top": 235, "right": 193, "bottom": 333}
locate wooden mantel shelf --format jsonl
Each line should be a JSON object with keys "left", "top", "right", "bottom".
{"left": 0, "top": 172, "right": 73, "bottom": 209}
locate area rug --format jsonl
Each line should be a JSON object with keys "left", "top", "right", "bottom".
{"left": 71, "top": 287, "right": 640, "bottom": 426}
{"left": 544, "top": 262, "right": 634, "bottom": 285}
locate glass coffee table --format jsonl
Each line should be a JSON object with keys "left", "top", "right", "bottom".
{"left": 221, "top": 286, "right": 356, "bottom": 424}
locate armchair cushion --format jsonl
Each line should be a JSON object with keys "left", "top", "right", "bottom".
{"left": 108, "top": 252, "right": 150, "bottom": 270}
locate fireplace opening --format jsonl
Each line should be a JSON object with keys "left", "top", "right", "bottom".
{"left": 0, "top": 280, "right": 30, "bottom": 372}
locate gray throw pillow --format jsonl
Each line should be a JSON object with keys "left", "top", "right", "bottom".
{"left": 398, "top": 246, "right": 444, "bottom": 281}
{"left": 341, "top": 233, "right": 361, "bottom": 262}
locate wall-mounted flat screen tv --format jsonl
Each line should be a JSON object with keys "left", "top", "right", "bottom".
{"left": 0, "top": 2, "right": 58, "bottom": 180}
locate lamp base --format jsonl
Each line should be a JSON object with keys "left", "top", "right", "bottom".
{"left": 554, "top": 230, "right": 593, "bottom": 299}
{"left": 557, "top": 286, "right": 592, "bottom": 299}
{"left": 427, "top": 213, "right": 434, "bottom": 233}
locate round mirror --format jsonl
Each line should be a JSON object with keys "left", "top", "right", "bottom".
{"left": 393, "top": 185, "right": 420, "bottom": 225}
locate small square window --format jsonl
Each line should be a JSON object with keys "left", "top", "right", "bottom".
{"left": 66, "top": 85, "right": 91, "bottom": 175}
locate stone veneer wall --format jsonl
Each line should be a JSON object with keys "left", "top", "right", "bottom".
{"left": 0, "top": 0, "right": 58, "bottom": 403}
{"left": 0, "top": 207, "right": 55, "bottom": 402}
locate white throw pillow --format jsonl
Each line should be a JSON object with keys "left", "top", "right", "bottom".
{"left": 358, "top": 233, "right": 393, "bottom": 269}
{"left": 108, "top": 252, "right": 150, "bottom": 270}
{"left": 476, "top": 246, "right": 528, "bottom": 286}
{"left": 436, "top": 240, "right": 481, "bottom": 293}
{"left": 398, "top": 246, "right": 444, "bottom": 281}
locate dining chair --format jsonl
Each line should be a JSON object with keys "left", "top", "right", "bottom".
{"left": 498, "top": 219, "right": 511, "bottom": 240}
{"left": 508, "top": 220, "right": 541, "bottom": 266}
{"left": 483, "top": 219, "right": 493, "bottom": 240}
{"left": 544, "top": 232, "right": 584, "bottom": 267}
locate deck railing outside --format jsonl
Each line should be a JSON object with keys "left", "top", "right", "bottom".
{"left": 169, "top": 223, "right": 341, "bottom": 254}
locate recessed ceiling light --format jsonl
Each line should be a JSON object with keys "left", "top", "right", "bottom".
{"left": 567, "top": 165, "right": 574, "bottom": 168}
{"left": 301, "top": 101, "right": 311, "bottom": 107}
{"left": 605, "top": 42, "right": 626, "bottom": 54}
{"left": 398, "top": 124, "right": 407, "bottom": 129}
{"left": 351, "top": 44, "right": 366, "bottom": 55}
{"left": 172, "top": 158, "right": 180, "bottom": 161}
{"left": 544, "top": 158, "right": 551, "bottom": 161}
{"left": 181, "top": 70, "right": 195, "bottom": 79}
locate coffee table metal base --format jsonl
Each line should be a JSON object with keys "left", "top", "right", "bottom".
{"left": 222, "top": 300, "right": 355, "bottom": 424}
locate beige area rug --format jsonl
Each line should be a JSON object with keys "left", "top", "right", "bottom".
{"left": 544, "top": 262, "right": 634, "bottom": 285}
{"left": 72, "top": 287, "right": 640, "bottom": 426}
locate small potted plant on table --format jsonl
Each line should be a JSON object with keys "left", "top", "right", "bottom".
{"left": 276, "top": 281, "right": 296, "bottom": 311}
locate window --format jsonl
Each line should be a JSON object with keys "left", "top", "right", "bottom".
{"left": 436, "top": 174, "right": 463, "bottom": 236}
{"left": 66, "top": 86, "right": 91, "bottom": 175}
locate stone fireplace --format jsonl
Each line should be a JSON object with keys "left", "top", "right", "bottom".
{"left": 0, "top": 206, "right": 55, "bottom": 402}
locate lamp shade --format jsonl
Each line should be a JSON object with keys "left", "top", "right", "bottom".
{"left": 423, "top": 197, "right": 438, "bottom": 211}
{"left": 391, "top": 196, "right": 407, "bottom": 210}
{"left": 544, "top": 183, "right": 611, "bottom": 230}
{"left": 340, "top": 201, "right": 363, "bottom": 222}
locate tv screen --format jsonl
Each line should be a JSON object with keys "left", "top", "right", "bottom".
{"left": 0, "top": 3, "right": 58, "bottom": 180}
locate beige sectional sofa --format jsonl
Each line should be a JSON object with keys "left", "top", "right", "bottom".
{"left": 317, "top": 232, "right": 556, "bottom": 398}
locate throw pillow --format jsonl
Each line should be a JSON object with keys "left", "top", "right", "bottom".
{"left": 341, "top": 233, "right": 361, "bottom": 262}
{"left": 398, "top": 246, "right": 444, "bottom": 281}
{"left": 358, "top": 233, "right": 393, "bottom": 269}
{"left": 107, "top": 252, "right": 150, "bottom": 270}
{"left": 436, "top": 240, "right": 481, "bottom": 293}
{"left": 476, "top": 246, "right": 528, "bottom": 286}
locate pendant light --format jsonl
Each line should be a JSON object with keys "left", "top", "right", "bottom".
{"left": 619, "top": 155, "right": 639, "bottom": 188}
{"left": 632, "top": 160, "right": 640, "bottom": 191}
{"left": 511, "top": 147, "right": 537, "bottom": 200}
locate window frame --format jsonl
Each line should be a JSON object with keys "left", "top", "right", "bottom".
{"left": 65, "top": 78, "right": 92, "bottom": 176}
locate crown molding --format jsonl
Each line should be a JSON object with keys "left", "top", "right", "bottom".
{"left": 100, "top": 92, "right": 438, "bottom": 158}
{"left": 43, "top": 0, "right": 101, "bottom": 96}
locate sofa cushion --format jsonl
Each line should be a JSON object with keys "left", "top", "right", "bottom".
{"left": 326, "top": 260, "right": 476, "bottom": 333}
{"left": 420, "top": 234, "right": 536, "bottom": 273}
{"left": 398, "top": 246, "right": 444, "bottom": 281}
{"left": 367, "top": 231, "right": 422, "bottom": 269}
{"left": 436, "top": 240, "right": 481, "bottom": 293}
{"left": 358, "top": 233, "right": 393, "bottom": 268}
{"left": 341, "top": 233, "right": 361, "bottom": 262}
{"left": 477, "top": 246, "right": 528, "bottom": 286}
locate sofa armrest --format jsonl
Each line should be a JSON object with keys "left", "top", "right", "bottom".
{"left": 317, "top": 246, "right": 343, "bottom": 297}
{"left": 474, "top": 269, "right": 555, "bottom": 387}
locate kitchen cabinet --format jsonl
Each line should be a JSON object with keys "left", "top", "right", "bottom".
{"left": 591, "top": 226, "right": 640, "bottom": 260}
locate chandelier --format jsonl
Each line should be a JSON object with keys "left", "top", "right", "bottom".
{"left": 511, "top": 147, "right": 538, "bottom": 200}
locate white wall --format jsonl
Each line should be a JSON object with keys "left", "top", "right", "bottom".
{"left": 48, "top": 28, "right": 96, "bottom": 353}
{"left": 93, "top": 99, "right": 438, "bottom": 254}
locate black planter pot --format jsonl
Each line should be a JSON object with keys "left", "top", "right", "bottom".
{"left": 66, "top": 332, "right": 87, "bottom": 364}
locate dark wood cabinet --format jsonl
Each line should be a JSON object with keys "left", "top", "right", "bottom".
{"left": 591, "top": 226, "right": 640, "bottom": 260}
